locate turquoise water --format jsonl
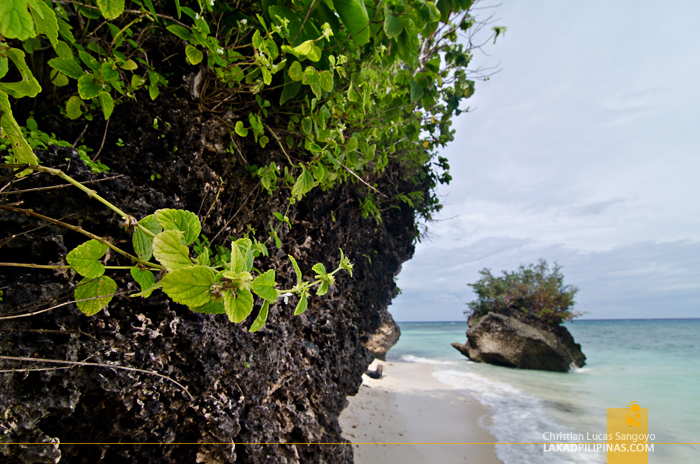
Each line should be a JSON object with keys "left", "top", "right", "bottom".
{"left": 387, "top": 319, "right": 700, "bottom": 463}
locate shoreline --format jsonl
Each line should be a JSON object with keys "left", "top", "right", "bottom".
{"left": 339, "top": 359, "right": 502, "bottom": 463}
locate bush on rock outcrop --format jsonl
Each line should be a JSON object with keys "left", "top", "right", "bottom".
{"left": 452, "top": 261, "right": 586, "bottom": 372}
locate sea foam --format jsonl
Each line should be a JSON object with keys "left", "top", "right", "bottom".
{"left": 398, "top": 354, "right": 459, "bottom": 365}
{"left": 432, "top": 367, "right": 604, "bottom": 464}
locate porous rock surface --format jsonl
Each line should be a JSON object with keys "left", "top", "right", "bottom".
{"left": 362, "top": 310, "right": 400, "bottom": 361}
{"left": 451, "top": 313, "right": 586, "bottom": 372}
{"left": 0, "top": 96, "right": 413, "bottom": 463}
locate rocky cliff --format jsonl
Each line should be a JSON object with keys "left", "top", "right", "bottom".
{"left": 452, "top": 312, "right": 586, "bottom": 372}
{"left": 0, "top": 96, "right": 411, "bottom": 463}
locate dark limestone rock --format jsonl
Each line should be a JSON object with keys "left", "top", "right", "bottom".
{"left": 0, "top": 95, "right": 416, "bottom": 463}
{"left": 452, "top": 313, "right": 586, "bottom": 372}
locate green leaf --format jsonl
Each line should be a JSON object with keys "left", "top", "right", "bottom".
{"left": 96, "top": 0, "right": 124, "bottom": 20}
{"left": 310, "top": 163, "right": 327, "bottom": 182}
{"left": 190, "top": 300, "right": 225, "bottom": 314}
{"left": 27, "top": 0, "right": 58, "bottom": 47}
{"left": 79, "top": 6, "right": 101, "bottom": 20}
{"left": 319, "top": 70, "right": 334, "bottom": 92}
{"left": 492, "top": 26, "right": 507, "bottom": 44}
{"left": 142, "top": 0, "right": 157, "bottom": 19}
{"left": 75, "top": 276, "right": 117, "bottom": 316}
{"left": 235, "top": 120, "right": 248, "bottom": 137}
{"left": 302, "top": 66, "right": 319, "bottom": 85}
{"left": 196, "top": 248, "right": 210, "bottom": 266}
{"left": 0, "top": 49, "right": 42, "bottom": 98}
{"left": 252, "top": 269, "right": 277, "bottom": 301}
{"left": 307, "top": 45, "right": 322, "bottom": 62}
{"left": 273, "top": 233, "right": 282, "bottom": 249}
{"left": 301, "top": 116, "right": 312, "bottom": 135}
{"left": 0, "top": 57, "right": 8, "bottom": 79}
{"left": 223, "top": 288, "right": 254, "bottom": 323}
{"left": 100, "top": 62, "right": 119, "bottom": 82}
{"left": 54, "top": 41, "right": 72, "bottom": 59}
{"left": 130, "top": 268, "right": 156, "bottom": 292}
{"left": 119, "top": 59, "right": 138, "bottom": 71}
{"left": 288, "top": 255, "right": 302, "bottom": 286}
{"left": 132, "top": 214, "right": 162, "bottom": 261}
{"left": 48, "top": 57, "right": 83, "bottom": 80}
{"left": 347, "top": 84, "right": 359, "bottom": 102}
{"left": 384, "top": 9, "right": 403, "bottom": 39}
{"left": 288, "top": 61, "right": 303, "bottom": 81}
{"left": 339, "top": 248, "right": 354, "bottom": 277}
{"left": 346, "top": 136, "right": 358, "bottom": 152}
{"left": 346, "top": 151, "right": 360, "bottom": 168}
{"left": 280, "top": 78, "right": 301, "bottom": 105}
{"left": 50, "top": 70, "right": 69, "bottom": 87}
{"left": 154, "top": 209, "right": 201, "bottom": 246}
{"left": 312, "top": 263, "right": 327, "bottom": 278}
{"left": 291, "top": 165, "right": 314, "bottom": 199}
{"left": 99, "top": 91, "right": 114, "bottom": 120}
{"left": 220, "top": 270, "right": 252, "bottom": 290}
{"left": 152, "top": 230, "right": 192, "bottom": 271}
{"left": 410, "top": 78, "right": 425, "bottom": 103}
{"left": 56, "top": 17, "right": 74, "bottom": 43}
{"left": 78, "top": 74, "right": 102, "bottom": 99}
{"left": 249, "top": 300, "right": 269, "bottom": 332}
{"left": 310, "top": 82, "right": 322, "bottom": 99}
{"left": 231, "top": 238, "right": 254, "bottom": 273}
{"left": 166, "top": 24, "right": 191, "bottom": 41}
{"left": 229, "top": 240, "right": 243, "bottom": 273}
{"left": 161, "top": 265, "right": 215, "bottom": 307}
{"left": 65, "top": 95, "right": 83, "bottom": 119}
{"left": 22, "top": 37, "right": 41, "bottom": 54}
{"left": 130, "top": 281, "right": 162, "bottom": 298}
{"left": 294, "top": 40, "right": 314, "bottom": 56}
{"left": 261, "top": 66, "right": 272, "bottom": 85}
{"left": 66, "top": 239, "right": 108, "bottom": 278}
{"left": 293, "top": 291, "right": 308, "bottom": 315}
{"left": 131, "top": 74, "right": 146, "bottom": 88}
{"left": 185, "top": 45, "right": 203, "bottom": 65}
{"left": 0, "top": 0, "right": 35, "bottom": 41}
{"left": 0, "top": 90, "right": 38, "bottom": 165}
{"left": 78, "top": 50, "right": 100, "bottom": 72}
{"left": 250, "top": 29, "right": 263, "bottom": 50}
{"left": 333, "top": 0, "right": 370, "bottom": 46}
{"left": 316, "top": 281, "right": 329, "bottom": 296}
{"left": 149, "top": 83, "right": 159, "bottom": 100}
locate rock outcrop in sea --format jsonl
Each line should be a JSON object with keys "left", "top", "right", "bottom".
{"left": 362, "top": 310, "right": 401, "bottom": 361}
{"left": 451, "top": 312, "right": 586, "bottom": 372}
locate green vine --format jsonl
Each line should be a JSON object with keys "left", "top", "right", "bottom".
{"left": 0, "top": 163, "right": 353, "bottom": 329}
{"left": 0, "top": 0, "right": 504, "bottom": 225}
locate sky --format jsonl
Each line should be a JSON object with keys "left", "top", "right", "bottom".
{"left": 389, "top": 0, "right": 700, "bottom": 322}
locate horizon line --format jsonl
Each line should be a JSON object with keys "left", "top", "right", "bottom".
{"left": 394, "top": 317, "right": 700, "bottom": 323}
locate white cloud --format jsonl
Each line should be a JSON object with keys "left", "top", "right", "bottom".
{"left": 389, "top": 0, "right": 700, "bottom": 321}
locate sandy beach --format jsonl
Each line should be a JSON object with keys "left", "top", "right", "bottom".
{"left": 339, "top": 359, "right": 502, "bottom": 464}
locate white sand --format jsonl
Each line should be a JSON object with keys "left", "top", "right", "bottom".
{"left": 339, "top": 359, "right": 502, "bottom": 463}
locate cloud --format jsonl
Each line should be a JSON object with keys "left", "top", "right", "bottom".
{"left": 387, "top": 0, "right": 700, "bottom": 323}
{"left": 573, "top": 199, "right": 625, "bottom": 216}
{"left": 391, "top": 240, "right": 700, "bottom": 322}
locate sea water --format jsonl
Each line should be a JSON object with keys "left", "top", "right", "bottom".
{"left": 386, "top": 319, "right": 700, "bottom": 463}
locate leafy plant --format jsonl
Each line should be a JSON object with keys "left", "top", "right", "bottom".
{"left": 0, "top": 0, "right": 503, "bottom": 229}
{"left": 466, "top": 260, "right": 580, "bottom": 325}
{"left": 0, "top": 163, "right": 352, "bottom": 330}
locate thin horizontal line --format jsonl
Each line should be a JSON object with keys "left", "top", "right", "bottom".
{"left": 2, "top": 442, "right": 697, "bottom": 446}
